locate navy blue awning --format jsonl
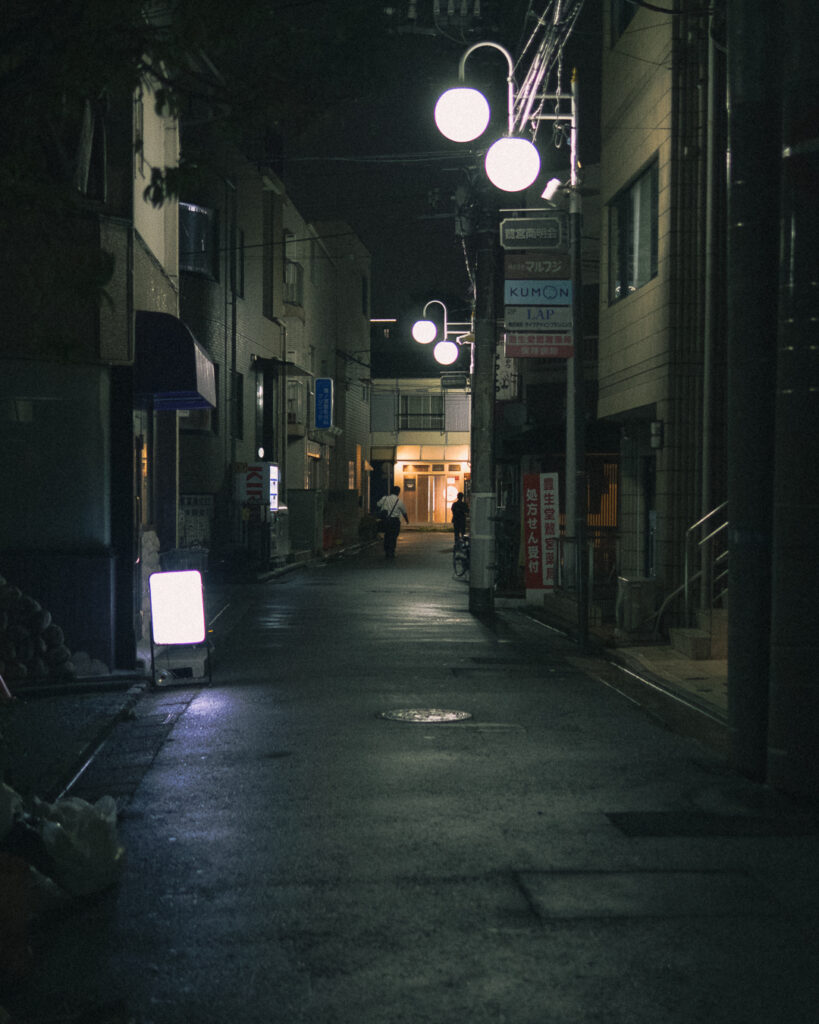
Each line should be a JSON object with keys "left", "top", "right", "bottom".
{"left": 135, "top": 311, "right": 216, "bottom": 410}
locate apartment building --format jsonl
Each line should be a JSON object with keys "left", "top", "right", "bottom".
{"left": 597, "top": 0, "right": 727, "bottom": 634}
{"left": 370, "top": 377, "right": 471, "bottom": 526}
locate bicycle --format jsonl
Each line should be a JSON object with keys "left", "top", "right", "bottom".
{"left": 452, "top": 535, "right": 470, "bottom": 579}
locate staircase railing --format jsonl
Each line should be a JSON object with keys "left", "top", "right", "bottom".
{"left": 651, "top": 502, "right": 728, "bottom": 636}
{"left": 684, "top": 501, "right": 728, "bottom": 624}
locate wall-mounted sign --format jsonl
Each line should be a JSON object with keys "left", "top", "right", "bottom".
{"left": 500, "top": 214, "right": 567, "bottom": 250}
{"left": 504, "top": 305, "right": 573, "bottom": 331}
{"left": 504, "top": 253, "right": 571, "bottom": 278}
{"left": 314, "top": 377, "right": 333, "bottom": 429}
{"left": 268, "top": 464, "right": 279, "bottom": 512}
{"left": 504, "top": 280, "right": 572, "bottom": 305}
{"left": 235, "top": 463, "right": 266, "bottom": 504}
{"left": 523, "top": 472, "right": 560, "bottom": 600}
{"left": 505, "top": 333, "right": 574, "bottom": 359}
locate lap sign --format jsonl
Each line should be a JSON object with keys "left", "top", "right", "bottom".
{"left": 149, "top": 570, "right": 206, "bottom": 645}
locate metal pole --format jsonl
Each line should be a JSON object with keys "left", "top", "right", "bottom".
{"left": 469, "top": 200, "right": 497, "bottom": 616}
{"left": 570, "top": 70, "right": 588, "bottom": 647}
{"left": 725, "top": 0, "right": 780, "bottom": 781}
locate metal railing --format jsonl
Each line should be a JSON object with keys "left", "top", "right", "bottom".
{"left": 684, "top": 501, "right": 728, "bottom": 624}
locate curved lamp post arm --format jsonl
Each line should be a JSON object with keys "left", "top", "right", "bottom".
{"left": 458, "top": 41, "right": 516, "bottom": 136}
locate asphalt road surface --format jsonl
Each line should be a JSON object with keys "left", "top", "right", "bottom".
{"left": 8, "top": 533, "right": 819, "bottom": 1023}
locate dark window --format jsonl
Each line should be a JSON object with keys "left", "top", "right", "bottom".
{"left": 180, "top": 203, "right": 219, "bottom": 279}
{"left": 609, "top": 161, "right": 659, "bottom": 303}
{"left": 399, "top": 394, "right": 444, "bottom": 430}
{"left": 284, "top": 260, "right": 304, "bottom": 305}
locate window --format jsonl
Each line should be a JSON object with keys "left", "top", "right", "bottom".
{"left": 284, "top": 259, "right": 304, "bottom": 305}
{"left": 609, "top": 161, "right": 658, "bottom": 303}
{"left": 399, "top": 394, "right": 444, "bottom": 430}
{"left": 180, "top": 203, "right": 219, "bottom": 278}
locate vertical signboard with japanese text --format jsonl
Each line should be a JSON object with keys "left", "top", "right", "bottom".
{"left": 523, "top": 472, "right": 560, "bottom": 600}
{"left": 314, "top": 378, "right": 333, "bottom": 429}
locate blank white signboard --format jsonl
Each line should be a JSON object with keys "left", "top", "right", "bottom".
{"left": 149, "top": 570, "right": 206, "bottom": 645}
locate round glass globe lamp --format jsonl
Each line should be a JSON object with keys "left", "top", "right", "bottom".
{"left": 434, "top": 87, "right": 491, "bottom": 143}
{"left": 434, "top": 340, "right": 460, "bottom": 365}
{"left": 484, "top": 136, "right": 541, "bottom": 192}
{"left": 412, "top": 319, "right": 438, "bottom": 344}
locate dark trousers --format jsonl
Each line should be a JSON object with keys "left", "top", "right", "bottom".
{"left": 453, "top": 522, "right": 466, "bottom": 545}
{"left": 384, "top": 518, "right": 401, "bottom": 556}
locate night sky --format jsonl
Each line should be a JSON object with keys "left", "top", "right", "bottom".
{"left": 281, "top": 2, "right": 601, "bottom": 377}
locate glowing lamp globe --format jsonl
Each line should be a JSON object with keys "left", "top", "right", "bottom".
{"left": 484, "top": 136, "right": 541, "bottom": 192}
{"left": 434, "top": 340, "right": 459, "bottom": 365}
{"left": 412, "top": 319, "right": 438, "bottom": 344}
{"left": 434, "top": 87, "right": 491, "bottom": 143}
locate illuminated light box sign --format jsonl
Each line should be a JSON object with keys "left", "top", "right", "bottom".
{"left": 505, "top": 333, "right": 574, "bottom": 359}
{"left": 504, "top": 305, "right": 573, "bottom": 332}
{"left": 523, "top": 472, "right": 560, "bottom": 600}
{"left": 314, "top": 377, "right": 333, "bottom": 429}
{"left": 500, "top": 214, "right": 567, "bottom": 250}
{"left": 504, "top": 280, "right": 572, "bottom": 305}
{"left": 149, "top": 570, "right": 206, "bottom": 645}
{"left": 505, "top": 253, "right": 571, "bottom": 278}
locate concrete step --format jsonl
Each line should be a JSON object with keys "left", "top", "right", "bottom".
{"left": 696, "top": 608, "right": 728, "bottom": 658}
{"left": 670, "top": 627, "right": 712, "bottom": 660}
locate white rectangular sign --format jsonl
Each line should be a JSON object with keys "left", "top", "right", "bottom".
{"left": 504, "top": 280, "right": 572, "bottom": 305}
{"left": 504, "top": 305, "right": 574, "bottom": 331}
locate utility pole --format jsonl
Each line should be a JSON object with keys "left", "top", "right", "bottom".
{"left": 569, "top": 70, "right": 588, "bottom": 649}
{"left": 767, "top": 0, "right": 819, "bottom": 797}
{"left": 725, "top": 1, "right": 780, "bottom": 781}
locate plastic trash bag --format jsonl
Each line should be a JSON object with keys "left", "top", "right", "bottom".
{"left": 0, "top": 783, "right": 22, "bottom": 841}
{"left": 35, "top": 795, "right": 125, "bottom": 897}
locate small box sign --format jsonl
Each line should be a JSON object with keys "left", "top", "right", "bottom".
{"left": 505, "top": 333, "right": 574, "bottom": 359}
{"left": 504, "top": 280, "right": 572, "bottom": 305}
{"left": 505, "top": 253, "right": 570, "bottom": 278}
{"left": 504, "top": 305, "right": 573, "bottom": 331}
{"left": 315, "top": 377, "right": 333, "bottom": 429}
{"left": 500, "top": 214, "right": 567, "bottom": 250}
{"left": 523, "top": 472, "right": 560, "bottom": 599}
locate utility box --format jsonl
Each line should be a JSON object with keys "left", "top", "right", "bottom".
{"left": 616, "top": 576, "right": 657, "bottom": 632}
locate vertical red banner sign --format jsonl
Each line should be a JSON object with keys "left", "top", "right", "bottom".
{"left": 523, "top": 472, "right": 560, "bottom": 599}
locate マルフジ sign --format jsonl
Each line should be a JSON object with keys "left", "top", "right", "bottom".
{"left": 505, "top": 253, "right": 570, "bottom": 278}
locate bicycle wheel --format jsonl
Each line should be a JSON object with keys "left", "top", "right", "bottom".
{"left": 453, "top": 547, "right": 469, "bottom": 578}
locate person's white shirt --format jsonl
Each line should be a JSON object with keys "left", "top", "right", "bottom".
{"left": 377, "top": 493, "right": 408, "bottom": 519}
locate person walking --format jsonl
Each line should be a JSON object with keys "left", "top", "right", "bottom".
{"left": 376, "top": 486, "right": 409, "bottom": 558}
{"left": 451, "top": 491, "right": 468, "bottom": 546}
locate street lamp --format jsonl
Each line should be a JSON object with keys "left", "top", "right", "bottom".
{"left": 435, "top": 42, "right": 541, "bottom": 193}
{"left": 411, "top": 299, "right": 472, "bottom": 365}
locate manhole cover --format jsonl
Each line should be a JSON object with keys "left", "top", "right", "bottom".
{"left": 378, "top": 708, "right": 473, "bottom": 723}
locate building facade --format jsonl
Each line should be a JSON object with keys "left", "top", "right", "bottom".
{"left": 597, "top": 0, "right": 728, "bottom": 635}
{"left": 370, "top": 377, "right": 471, "bottom": 526}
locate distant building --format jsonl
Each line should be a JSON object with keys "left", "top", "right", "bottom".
{"left": 370, "top": 376, "right": 471, "bottom": 526}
